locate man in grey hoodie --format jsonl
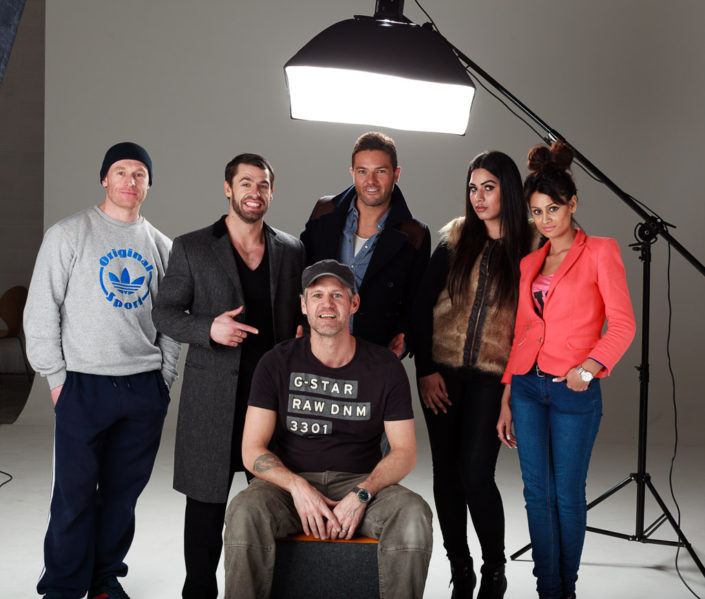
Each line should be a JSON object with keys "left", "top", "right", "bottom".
{"left": 24, "top": 142, "right": 180, "bottom": 599}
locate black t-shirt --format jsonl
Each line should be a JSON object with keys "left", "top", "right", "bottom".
{"left": 230, "top": 243, "right": 275, "bottom": 471}
{"left": 233, "top": 243, "right": 275, "bottom": 378}
{"left": 248, "top": 337, "right": 413, "bottom": 474}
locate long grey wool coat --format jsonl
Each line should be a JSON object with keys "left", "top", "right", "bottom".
{"left": 152, "top": 216, "right": 304, "bottom": 503}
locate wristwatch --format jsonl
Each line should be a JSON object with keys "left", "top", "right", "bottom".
{"left": 352, "top": 486, "right": 372, "bottom": 504}
{"left": 577, "top": 366, "right": 594, "bottom": 383}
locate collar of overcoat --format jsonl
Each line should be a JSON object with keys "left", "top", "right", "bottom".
{"left": 209, "top": 215, "right": 287, "bottom": 305}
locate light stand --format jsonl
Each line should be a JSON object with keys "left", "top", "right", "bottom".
{"left": 284, "top": 0, "right": 705, "bottom": 578}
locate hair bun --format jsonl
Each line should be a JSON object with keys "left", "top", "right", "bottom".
{"left": 527, "top": 140, "right": 574, "bottom": 173}
{"left": 550, "top": 140, "right": 574, "bottom": 171}
{"left": 527, "top": 145, "right": 551, "bottom": 172}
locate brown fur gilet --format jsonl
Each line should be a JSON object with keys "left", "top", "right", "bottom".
{"left": 431, "top": 217, "right": 534, "bottom": 376}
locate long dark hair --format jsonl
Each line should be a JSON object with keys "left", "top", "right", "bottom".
{"left": 447, "top": 150, "right": 532, "bottom": 308}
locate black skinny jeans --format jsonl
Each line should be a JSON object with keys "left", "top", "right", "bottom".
{"left": 421, "top": 364, "right": 506, "bottom": 570}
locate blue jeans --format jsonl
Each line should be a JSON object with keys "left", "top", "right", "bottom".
{"left": 511, "top": 372, "right": 602, "bottom": 599}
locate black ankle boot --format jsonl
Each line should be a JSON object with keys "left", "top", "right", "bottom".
{"left": 449, "top": 557, "right": 476, "bottom": 599}
{"left": 476, "top": 565, "right": 507, "bottom": 599}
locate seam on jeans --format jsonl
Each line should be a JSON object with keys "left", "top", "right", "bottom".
{"left": 578, "top": 400, "right": 600, "bottom": 481}
{"left": 378, "top": 560, "right": 386, "bottom": 599}
{"left": 545, "top": 420, "right": 557, "bottom": 587}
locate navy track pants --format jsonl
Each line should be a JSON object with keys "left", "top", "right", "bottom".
{"left": 37, "top": 370, "right": 169, "bottom": 598}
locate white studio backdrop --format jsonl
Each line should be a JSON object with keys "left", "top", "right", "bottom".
{"left": 23, "top": 0, "right": 704, "bottom": 448}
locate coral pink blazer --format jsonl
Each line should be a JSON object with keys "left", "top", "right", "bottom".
{"left": 502, "top": 229, "right": 636, "bottom": 384}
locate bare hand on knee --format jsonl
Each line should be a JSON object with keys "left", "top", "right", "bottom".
{"left": 290, "top": 477, "right": 340, "bottom": 540}
{"left": 330, "top": 493, "right": 367, "bottom": 540}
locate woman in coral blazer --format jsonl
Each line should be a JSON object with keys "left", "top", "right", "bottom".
{"left": 497, "top": 142, "right": 635, "bottom": 599}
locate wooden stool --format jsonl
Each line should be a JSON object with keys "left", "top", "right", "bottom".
{"left": 271, "top": 533, "right": 379, "bottom": 599}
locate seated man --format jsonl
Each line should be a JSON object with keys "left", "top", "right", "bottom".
{"left": 223, "top": 260, "right": 433, "bottom": 599}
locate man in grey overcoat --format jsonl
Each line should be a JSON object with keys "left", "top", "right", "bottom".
{"left": 152, "top": 153, "right": 304, "bottom": 599}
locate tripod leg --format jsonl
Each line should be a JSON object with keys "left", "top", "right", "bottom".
{"left": 510, "top": 541, "right": 532, "bottom": 561}
{"left": 645, "top": 477, "right": 705, "bottom": 577}
{"left": 586, "top": 474, "right": 635, "bottom": 511}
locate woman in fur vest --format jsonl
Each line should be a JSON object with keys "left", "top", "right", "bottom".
{"left": 413, "top": 151, "right": 537, "bottom": 598}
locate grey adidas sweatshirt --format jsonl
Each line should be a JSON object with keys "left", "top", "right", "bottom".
{"left": 24, "top": 206, "right": 180, "bottom": 389}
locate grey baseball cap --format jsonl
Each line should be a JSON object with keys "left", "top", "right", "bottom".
{"left": 301, "top": 259, "right": 354, "bottom": 292}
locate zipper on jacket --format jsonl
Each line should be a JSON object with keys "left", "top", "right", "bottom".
{"left": 462, "top": 241, "right": 495, "bottom": 366}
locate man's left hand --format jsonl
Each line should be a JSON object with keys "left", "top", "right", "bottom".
{"left": 328, "top": 492, "right": 368, "bottom": 540}
{"left": 388, "top": 333, "right": 404, "bottom": 359}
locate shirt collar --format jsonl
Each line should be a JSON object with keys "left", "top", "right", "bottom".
{"left": 345, "top": 196, "right": 390, "bottom": 234}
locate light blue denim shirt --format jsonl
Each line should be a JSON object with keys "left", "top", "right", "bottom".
{"left": 339, "top": 198, "right": 389, "bottom": 329}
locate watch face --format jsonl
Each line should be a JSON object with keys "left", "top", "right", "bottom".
{"left": 357, "top": 489, "right": 371, "bottom": 503}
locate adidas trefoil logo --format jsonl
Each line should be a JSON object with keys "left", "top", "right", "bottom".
{"left": 98, "top": 247, "right": 153, "bottom": 310}
{"left": 109, "top": 267, "right": 145, "bottom": 295}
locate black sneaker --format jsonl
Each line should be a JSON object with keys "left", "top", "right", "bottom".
{"left": 89, "top": 578, "right": 130, "bottom": 599}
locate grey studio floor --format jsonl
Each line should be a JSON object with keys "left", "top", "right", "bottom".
{"left": 1, "top": 382, "right": 704, "bottom": 599}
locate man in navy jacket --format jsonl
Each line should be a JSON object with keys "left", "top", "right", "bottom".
{"left": 300, "top": 132, "right": 430, "bottom": 356}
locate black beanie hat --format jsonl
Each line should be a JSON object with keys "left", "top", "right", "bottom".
{"left": 100, "top": 142, "right": 153, "bottom": 185}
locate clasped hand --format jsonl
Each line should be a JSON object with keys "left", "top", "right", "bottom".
{"left": 290, "top": 478, "right": 366, "bottom": 541}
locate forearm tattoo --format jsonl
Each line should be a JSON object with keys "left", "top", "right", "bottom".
{"left": 253, "top": 453, "right": 283, "bottom": 473}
